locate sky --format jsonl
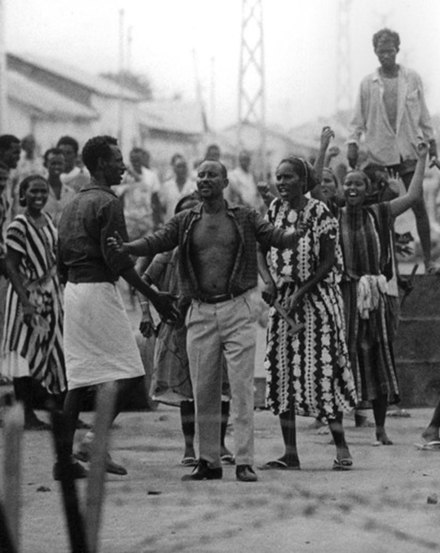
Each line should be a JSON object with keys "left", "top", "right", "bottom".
{"left": 4, "top": 0, "right": 440, "bottom": 131}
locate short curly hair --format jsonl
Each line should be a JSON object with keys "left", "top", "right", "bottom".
{"left": 82, "top": 135, "right": 118, "bottom": 174}
{"left": 373, "top": 28, "right": 400, "bottom": 51}
{"left": 18, "top": 174, "right": 48, "bottom": 207}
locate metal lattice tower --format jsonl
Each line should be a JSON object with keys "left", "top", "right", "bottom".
{"left": 335, "top": 0, "right": 353, "bottom": 113}
{"left": 238, "top": 0, "right": 266, "bottom": 178}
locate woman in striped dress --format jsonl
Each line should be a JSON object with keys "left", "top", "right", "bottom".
{"left": 259, "top": 157, "right": 357, "bottom": 471}
{"left": 339, "top": 142, "right": 428, "bottom": 445}
{"left": 1, "top": 174, "right": 66, "bottom": 429}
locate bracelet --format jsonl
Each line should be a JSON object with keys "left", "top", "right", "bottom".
{"left": 140, "top": 301, "right": 149, "bottom": 306}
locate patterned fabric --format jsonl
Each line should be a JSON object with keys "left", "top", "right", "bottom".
{"left": 339, "top": 202, "right": 400, "bottom": 404}
{"left": 265, "top": 197, "right": 357, "bottom": 420}
{"left": 146, "top": 250, "right": 230, "bottom": 403}
{"left": 1, "top": 213, "right": 66, "bottom": 394}
{"left": 147, "top": 250, "right": 193, "bottom": 402}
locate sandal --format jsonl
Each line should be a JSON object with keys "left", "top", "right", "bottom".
{"left": 258, "top": 459, "right": 301, "bottom": 471}
{"left": 332, "top": 458, "right": 353, "bottom": 471}
{"left": 181, "top": 456, "right": 198, "bottom": 467}
{"left": 221, "top": 454, "right": 235, "bottom": 465}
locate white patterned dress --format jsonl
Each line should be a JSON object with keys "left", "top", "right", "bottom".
{"left": 264, "top": 197, "right": 357, "bottom": 421}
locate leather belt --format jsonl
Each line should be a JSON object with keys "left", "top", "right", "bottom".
{"left": 196, "top": 292, "right": 242, "bottom": 304}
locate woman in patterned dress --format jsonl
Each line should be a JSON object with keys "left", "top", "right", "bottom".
{"left": 1, "top": 174, "right": 66, "bottom": 428}
{"left": 338, "top": 143, "right": 428, "bottom": 445}
{"left": 259, "top": 157, "right": 357, "bottom": 471}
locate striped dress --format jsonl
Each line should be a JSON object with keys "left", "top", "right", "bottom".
{"left": 1, "top": 213, "right": 66, "bottom": 394}
{"left": 264, "top": 198, "right": 357, "bottom": 420}
{"left": 338, "top": 202, "right": 399, "bottom": 405}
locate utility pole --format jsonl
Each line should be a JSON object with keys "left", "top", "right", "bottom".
{"left": 0, "top": 0, "right": 8, "bottom": 131}
{"left": 237, "top": 0, "right": 266, "bottom": 179}
{"left": 335, "top": 0, "right": 353, "bottom": 114}
{"left": 118, "top": 8, "right": 125, "bottom": 147}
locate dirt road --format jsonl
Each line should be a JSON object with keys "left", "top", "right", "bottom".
{"left": 1, "top": 405, "right": 440, "bottom": 553}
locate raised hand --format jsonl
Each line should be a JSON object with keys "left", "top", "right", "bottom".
{"left": 416, "top": 141, "right": 429, "bottom": 159}
{"left": 320, "top": 126, "right": 335, "bottom": 152}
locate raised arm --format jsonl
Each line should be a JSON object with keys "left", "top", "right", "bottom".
{"left": 314, "top": 126, "right": 335, "bottom": 182}
{"left": 389, "top": 142, "right": 428, "bottom": 218}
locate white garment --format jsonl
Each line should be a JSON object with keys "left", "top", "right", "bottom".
{"left": 159, "top": 177, "right": 196, "bottom": 222}
{"left": 63, "top": 282, "right": 145, "bottom": 390}
{"left": 1, "top": 351, "right": 30, "bottom": 379}
{"left": 227, "top": 167, "right": 261, "bottom": 209}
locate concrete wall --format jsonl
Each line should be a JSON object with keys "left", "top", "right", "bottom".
{"left": 394, "top": 275, "right": 440, "bottom": 407}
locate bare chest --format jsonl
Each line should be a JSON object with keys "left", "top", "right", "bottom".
{"left": 191, "top": 212, "right": 238, "bottom": 251}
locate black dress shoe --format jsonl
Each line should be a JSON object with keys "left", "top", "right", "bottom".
{"left": 236, "top": 464, "right": 258, "bottom": 482}
{"left": 182, "top": 459, "right": 222, "bottom": 481}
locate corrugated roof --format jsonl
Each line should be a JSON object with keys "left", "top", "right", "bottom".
{"left": 9, "top": 52, "right": 142, "bottom": 101}
{"left": 139, "top": 100, "right": 205, "bottom": 135}
{"left": 8, "top": 70, "right": 98, "bottom": 120}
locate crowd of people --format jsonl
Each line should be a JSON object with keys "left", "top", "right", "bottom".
{"left": 1, "top": 27, "right": 440, "bottom": 484}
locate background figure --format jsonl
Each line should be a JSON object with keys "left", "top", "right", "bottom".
{"left": 116, "top": 147, "right": 160, "bottom": 239}
{"left": 259, "top": 156, "right": 357, "bottom": 471}
{"left": 43, "top": 148, "right": 75, "bottom": 227}
{"left": 139, "top": 192, "right": 233, "bottom": 466}
{"left": 0, "top": 136, "right": 22, "bottom": 352}
{"left": 158, "top": 154, "right": 196, "bottom": 223}
{"left": 57, "top": 135, "right": 89, "bottom": 193}
{"left": 1, "top": 175, "right": 66, "bottom": 429}
{"left": 227, "top": 150, "right": 263, "bottom": 211}
{"left": 348, "top": 27, "right": 439, "bottom": 273}
{"left": 339, "top": 143, "right": 428, "bottom": 445}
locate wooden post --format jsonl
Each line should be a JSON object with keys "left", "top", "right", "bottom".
{"left": 85, "top": 382, "right": 116, "bottom": 553}
{"left": 51, "top": 410, "right": 89, "bottom": 553}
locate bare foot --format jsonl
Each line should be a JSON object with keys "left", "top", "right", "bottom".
{"left": 375, "top": 428, "right": 393, "bottom": 445}
{"left": 422, "top": 426, "right": 440, "bottom": 443}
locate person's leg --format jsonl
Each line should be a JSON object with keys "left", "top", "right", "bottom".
{"left": 328, "top": 414, "right": 352, "bottom": 466}
{"left": 180, "top": 400, "right": 196, "bottom": 461}
{"left": 412, "top": 199, "right": 433, "bottom": 270}
{"left": 400, "top": 169, "right": 436, "bottom": 272}
{"left": 13, "top": 377, "right": 50, "bottom": 430}
{"left": 372, "top": 393, "right": 393, "bottom": 445}
{"left": 186, "top": 302, "right": 223, "bottom": 469}
{"left": 220, "top": 297, "right": 256, "bottom": 469}
{"left": 278, "top": 406, "right": 301, "bottom": 468}
{"left": 422, "top": 398, "right": 440, "bottom": 442}
{"left": 63, "top": 387, "right": 87, "bottom": 457}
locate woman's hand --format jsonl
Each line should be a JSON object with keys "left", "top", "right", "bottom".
{"left": 287, "top": 287, "right": 306, "bottom": 317}
{"left": 416, "top": 141, "right": 429, "bottom": 159}
{"left": 320, "top": 126, "right": 335, "bottom": 152}
{"left": 107, "top": 231, "right": 127, "bottom": 254}
{"left": 22, "top": 303, "right": 37, "bottom": 326}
